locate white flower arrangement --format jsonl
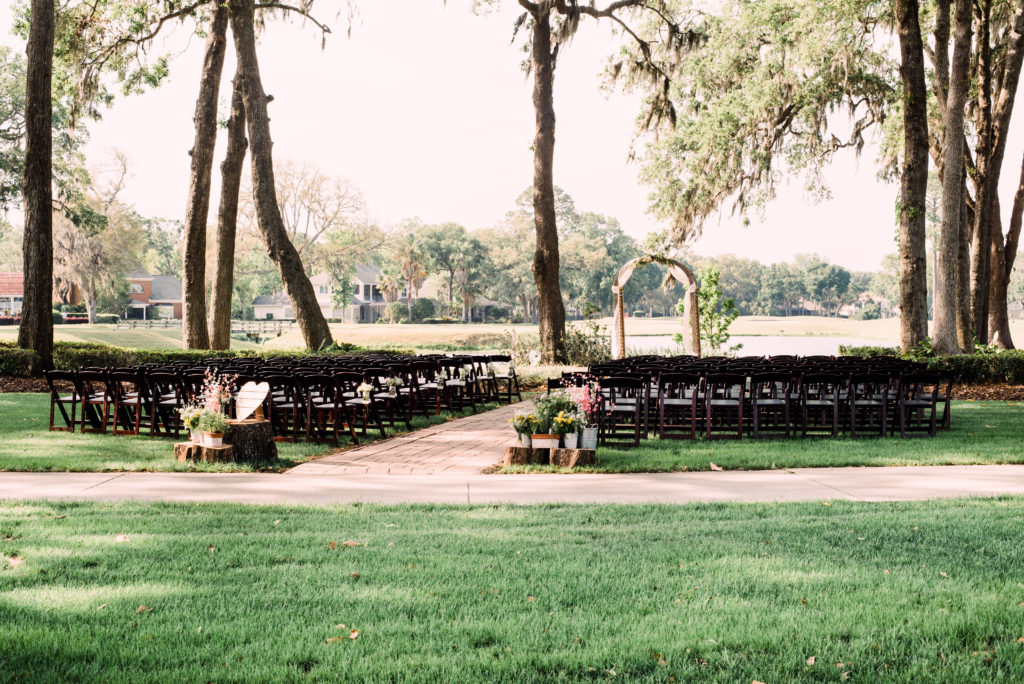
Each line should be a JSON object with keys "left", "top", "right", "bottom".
{"left": 356, "top": 382, "right": 374, "bottom": 401}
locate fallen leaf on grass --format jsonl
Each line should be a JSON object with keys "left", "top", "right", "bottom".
{"left": 985, "top": 425, "right": 997, "bottom": 428}
{"left": 326, "top": 542, "right": 338, "bottom": 550}
{"left": 709, "top": 462, "right": 723, "bottom": 471}
{"left": 52, "top": 514, "right": 67, "bottom": 519}
{"left": 273, "top": 520, "right": 280, "bottom": 525}
{"left": 136, "top": 605, "right": 152, "bottom": 613}
{"left": 821, "top": 502, "right": 831, "bottom": 507}
{"left": 350, "top": 572, "right": 360, "bottom": 580}
{"left": 940, "top": 572, "right": 948, "bottom": 578}
{"left": 841, "top": 671, "right": 850, "bottom": 680}
{"left": 115, "top": 534, "right": 130, "bottom": 543}
{"left": 197, "top": 626, "right": 202, "bottom": 634}
{"left": 325, "top": 637, "right": 345, "bottom": 644}
{"left": 1017, "top": 637, "right": 1023, "bottom": 643}
{"left": 4, "top": 555, "right": 23, "bottom": 568}
{"left": 342, "top": 540, "right": 361, "bottom": 548}
{"left": 527, "top": 596, "right": 535, "bottom": 602}
{"left": 96, "top": 603, "right": 108, "bottom": 610}
{"left": 208, "top": 545, "right": 216, "bottom": 553}
{"left": 349, "top": 629, "right": 359, "bottom": 640}
{"left": 806, "top": 656, "right": 816, "bottom": 666}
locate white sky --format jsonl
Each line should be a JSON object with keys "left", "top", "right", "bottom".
{"left": 2, "top": 0, "right": 1022, "bottom": 273}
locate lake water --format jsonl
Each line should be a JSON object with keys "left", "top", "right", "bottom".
{"left": 625, "top": 335, "right": 895, "bottom": 356}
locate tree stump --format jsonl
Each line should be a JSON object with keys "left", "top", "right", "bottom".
{"left": 225, "top": 419, "right": 277, "bottom": 465}
{"left": 549, "top": 449, "right": 596, "bottom": 468}
{"left": 503, "top": 447, "right": 549, "bottom": 466}
{"left": 174, "top": 443, "right": 235, "bottom": 463}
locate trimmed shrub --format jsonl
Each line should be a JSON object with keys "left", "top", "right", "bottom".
{"left": 840, "top": 345, "right": 1024, "bottom": 384}
{"left": 0, "top": 343, "right": 37, "bottom": 376}
{"left": 387, "top": 301, "right": 409, "bottom": 323}
{"left": 95, "top": 314, "right": 119, "bottom": 325}
{"left": 410, "top": 298, "right": 435, "bottom": 322}
{"left": 52, "top": 311, "right": 64, "bottom": 325}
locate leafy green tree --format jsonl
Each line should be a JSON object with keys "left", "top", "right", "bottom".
{"left": 805, "top": 262, "right": 852, "bottom": 317}
{"left": 675, "top": 266, "right": 740, "bottom": 356}
{"left": 758, "top": 262, "right": 806, "bottom": 316}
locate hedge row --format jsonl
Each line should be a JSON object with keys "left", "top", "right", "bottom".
{"left": 0, "top": 341, "right": 415, "bottom": 377}
{"left": 840, "top": 345, "right": 1024, "bottom": 384}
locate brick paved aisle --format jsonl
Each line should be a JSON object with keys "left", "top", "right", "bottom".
{"left": 287, "top": 401, "right": 527, "bottom": 475}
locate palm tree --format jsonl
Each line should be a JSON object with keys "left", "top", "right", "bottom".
{"left": 394, "top": 233, "right": 424, "bottom": 321}
{"left": 378, "top": 267, "right": 401, "bottom": 322}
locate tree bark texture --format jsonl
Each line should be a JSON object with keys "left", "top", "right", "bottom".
{"left": 982, "top": 0, "right": 1024, "bottom": 347}
{"left": 969, "top": 0, "right": 995, "bottom": 343}
{"left": 956, "top": 184, "right": 974, "bottom": 352}
{"left": 529, "top": 11, "right": 566, "bottom": 363}
{"left": 18, "top": 0, "right": 55, "bottom": 374}
{"left": 228, "top": 0, "right": 333, "bottom": 350}
{"left": 182, "top": 6, "right": 228, "bottom": 350}
{"left": 894, "top": 0, "right": 930, "bottom": 352}
{"left": 932, "top": 0, "right": 973, "bottom": 355}
{"left": 208, "top": 72, "right": 248, "bottom": 350}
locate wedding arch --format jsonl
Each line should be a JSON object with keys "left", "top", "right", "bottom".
{"left": 610, "top": 255, "right": 700, "bottom": 359}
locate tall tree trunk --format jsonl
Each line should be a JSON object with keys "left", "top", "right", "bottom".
{"left": 895, "top": 0, "right": 931, "bottom": 352}
{"left": 228, "top": 0, "right": 332, "bottom": 349}
{"left": 406, "top": 277, "right": 414, "bottom": 321}
{"left": 969, "top": 0, "right": 994, "bottom": 343}
{"left": 18, "top": 0, "right": 55, "bottom": 375}
{"left": 988, "top": 200, "right": 1014, "bottom": 347}
{"left": 982, "top": 0, "right": 1024, "bottom": 347}
{"left": 529, "top": 11, "right": 566, "bottom": 363}
{"left": 956, "top": 184, "right": 974, "bottom": 351}
{"left": 208, "top": 72, "right": 248, "bottom": 350}
{"left": 932, "top": 0, "right": 973, "bottom": 355}
{"left": 181, "top": 6, "right": 228, "bottom": 350}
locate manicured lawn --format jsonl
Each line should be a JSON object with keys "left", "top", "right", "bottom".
{"left": 2, "top": 498, "right": 1024, "bottom": 681}
{"left": 0, "top": 393, "right": 493, "bottom": 473}
{"left": 505, "top": 400, "right": 1024, "bottom": 473}
{"left": 0, "top": 324, "right": 261, "bottom": 350}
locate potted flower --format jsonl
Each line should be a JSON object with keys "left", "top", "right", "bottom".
{"left": 197, "top": 410, "right": 228, "bottom": 448}
{"left": 509, "top": 410, "right": 537, "bottom": 448}
{"left": 179, "top": 404, "right": 203, "bottom": 444}
{"left": 568, "top": 380, "right": 601, "bottom": 450}
{"left": 385, "top": 376, "right": 403, "bottom": 398}
{"left": 532, "top": 390, "right": 576, "bottom": 450}
{"left": 551, "top": 410, "right": 580, "bottom": 448}
{"left": 356, "top": 382, "right": 374, "bottom": 402}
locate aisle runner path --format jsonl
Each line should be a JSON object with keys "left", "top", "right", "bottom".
{"left": 287, "top": 402, "right": 526, "bottom": 475}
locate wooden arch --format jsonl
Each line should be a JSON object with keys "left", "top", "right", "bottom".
{"left": 610, "top": 255, "right": 700, "bottom": 359}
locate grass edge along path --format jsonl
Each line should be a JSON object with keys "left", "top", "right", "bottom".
{"left": 2, "top": 498, "right": 1024, "bottom": 682}
{"left": 0, "top": 393, "right": 501, "bottom": 473}
{"left": 503, "top": 400, "right": 1024, "bottom": 474}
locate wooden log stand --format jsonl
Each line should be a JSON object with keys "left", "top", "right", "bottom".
{"left": 503, "top": 447, "right": 549, "bottom": 466}
{"left": 549, "top": 448, "right": 595, "bottom": 468}
{"left": 175, "top": 419, "right": 277, "bottom": 466}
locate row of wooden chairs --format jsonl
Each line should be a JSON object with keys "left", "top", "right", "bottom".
{"left": 44, "top": 353, "right": 523, "bottom": 446}
{"left": 556, "top": 355, "right": 954, "bottom": 447}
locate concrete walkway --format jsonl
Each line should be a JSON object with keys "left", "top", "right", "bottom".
{"left": 2, "top": 465, "right": 1024, "bottom": 505}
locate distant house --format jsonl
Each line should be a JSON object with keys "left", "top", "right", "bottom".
{"left": 0, "top": 273, "right": 23, "bottom": 317}
{"left": 126, "top": 274, "right": 183, "bottom": 320}
{"left": 252, "top": 265, "right": 413, "bottom": 323}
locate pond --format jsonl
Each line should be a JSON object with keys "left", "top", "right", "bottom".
{"left": 625, "top": 335, "right": 895, "bottom": 357}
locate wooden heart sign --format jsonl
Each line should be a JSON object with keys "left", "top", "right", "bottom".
{"left": 235, "top": 381, "right": 270, "bottom": 421}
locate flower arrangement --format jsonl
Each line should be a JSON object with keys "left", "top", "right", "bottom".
{"left": 201, "top": 368, "right": 237, "bottom": 415}
{"left": 510, "top": 410, "right": 538, "bottom": 436}
{"left": 567, "top": 379, "right": 602, "bottom": 428}
{"left": 551, "top": 410, "right": 579, "bottom": 435}
{"left": 385, "top": 376, "right": 403, "bottom": 397}
{"left": 179, "top": 404, "right": 203, "bottom": 432}
{"left": 486, "top": 362, "right": 497, "bottom": 378}
{"left": 198, "top": 410, "right": 228, "bottom": 435}
{"left": 356, "top": 382, "right": 374, "bottom": 401}
{"left": 533, "top": 390, "right": 576, "bottom": 435}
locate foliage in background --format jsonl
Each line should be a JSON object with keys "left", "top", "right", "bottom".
{"left": 677, "top": 266, "right": 740, "bottom": 355}
{"left": 559, "top": 304, "right": 611, "bottom": 366}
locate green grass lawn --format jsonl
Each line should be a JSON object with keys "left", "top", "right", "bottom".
{"left": 2, "top": 498, "right": 1024, "bottom": 682}
{"left": 505, "top": 400, "right": 1024, "bottom": 473}
{"left": 0, "top": 324, "right": 261, "bottom": 350}
{"left": 0, "top": 393, "right": 493, "bottom": 473}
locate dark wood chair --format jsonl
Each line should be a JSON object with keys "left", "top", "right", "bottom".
{"left": 656, "top": 372, "right": 701, "bottom": 440}
{"left": 488, "top": 354, "right": 522, "bottom": 404}
{"left": 77, "top": 369, "right": 110, "bottom": 434}
{"left": 847, "top": 372, "right": 891, "bottom": 437}
{"left": 148, "top": 371, "right": 186, "bottom": 438}
{"left": 896, "top": 373, "right": 939, "bottom": 438}
{"left": 265, "top": 374, "right": 305, "bottom": 442}
{"left": 45, "top": 370, "right": 80, "bottom": 432}
{"left": 800, "top": 374, "right": 844, "bottom": 437}
{"left": 750, "top": 372, "right": 794, "bottom": 438}
{"left": 703, "top": 373, "right": 747, "bottom": 440}
{"left": 599, "top": 376, "right": 644, "bottom": 447}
